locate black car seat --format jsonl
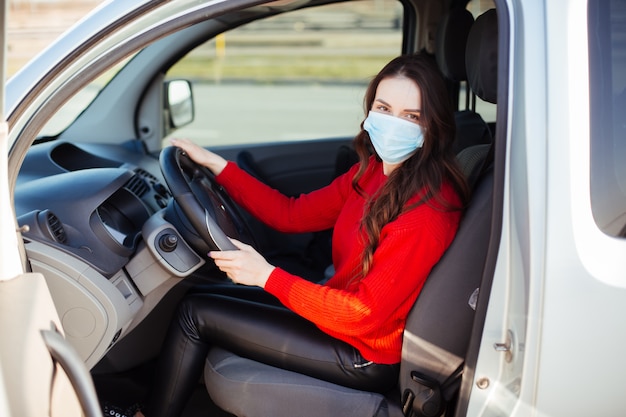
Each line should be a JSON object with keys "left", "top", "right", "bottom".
{"left": 436, "top": 8, "right": 493, "bottom": 155}
{"left": 203, "top": 8, "right": 498, "bottom": 417}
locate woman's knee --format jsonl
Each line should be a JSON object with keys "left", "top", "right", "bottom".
{"left": 174, "top": 294, "right": 208, "bottom": 342}
{"left": 174, "top": 293, "right": 238, "bottom": 342}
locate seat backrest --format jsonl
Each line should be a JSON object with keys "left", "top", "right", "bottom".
{"left": 435, "top": 8, "right": 492, "bottom": 155}
{"left": 398, "top": 9, "right": 498, "bottom": 417}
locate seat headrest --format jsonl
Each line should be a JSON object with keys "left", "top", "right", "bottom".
{"left": 465, "top": 8, "right": 498, "bottom": 104}
{"left": 435, "top": 8, "right": 475, "bottom": 82}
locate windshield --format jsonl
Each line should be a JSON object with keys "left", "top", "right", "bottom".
{"left": 39, "top": 57, "right": 133, "bottom": 138}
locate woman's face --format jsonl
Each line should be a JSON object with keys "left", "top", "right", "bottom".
{"left": 370, "top": 76, "right": 423, "bottom": 175}
{"left": 371, "top": 76, "right": 422, "bottom": 125}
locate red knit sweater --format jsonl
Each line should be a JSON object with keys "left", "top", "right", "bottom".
{"left": 215, "top": 157, "right": 461, "bottom": 364}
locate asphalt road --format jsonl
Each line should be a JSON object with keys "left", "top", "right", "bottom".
{"left": 168, "top": 82, "right": 496, "bottom": 147}
{"left": 169, "top": 82, "right": 369, "bottom": 147}
{"left": 43, "top": 81, "right": 496, "bottom": 147}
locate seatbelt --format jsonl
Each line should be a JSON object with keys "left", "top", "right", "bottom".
{"left": 401, "top": 363, "right": 464, "bottom": 417}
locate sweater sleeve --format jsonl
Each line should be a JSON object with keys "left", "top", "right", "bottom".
{"left": 215, "top": 161, "right": 356, "bottom": 233}
{"left": 264, "top": 202, "right": 460, "bottom": 337}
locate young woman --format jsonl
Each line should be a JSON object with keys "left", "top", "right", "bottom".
{"left": 108, "top": 53, "right": 469, "bottom": 417}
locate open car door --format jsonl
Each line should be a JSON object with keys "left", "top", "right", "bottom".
{"left": 0, "top": 2, "right": 101, "bottom": 416}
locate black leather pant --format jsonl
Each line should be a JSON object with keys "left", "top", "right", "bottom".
{"left": 143, "top": 285, "right": 399, "bottom": 417}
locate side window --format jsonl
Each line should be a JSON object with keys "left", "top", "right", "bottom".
{"left": 164, "top": 0, "right": 403, "bottom": 147}
{"left": 589, "top": 0, "right": 626, "bottom": 237}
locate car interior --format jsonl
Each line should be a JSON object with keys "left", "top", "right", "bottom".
{"left": 10, "top": 0, "right": 505, "bottom": 416}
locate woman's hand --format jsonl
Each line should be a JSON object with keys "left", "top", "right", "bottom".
{"left": 209, "top": 239, "right": 276, "bottom": 288}
{"left": 170, "top": 138, "right": 228, "bottom": 175}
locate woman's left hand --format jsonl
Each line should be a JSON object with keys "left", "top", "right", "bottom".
{"left": 209, "top": 239, "right": 275, "bottom": 288}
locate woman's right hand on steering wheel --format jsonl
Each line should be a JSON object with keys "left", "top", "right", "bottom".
{"left": 170, "top": 138, "right": 228, "bottom": 176}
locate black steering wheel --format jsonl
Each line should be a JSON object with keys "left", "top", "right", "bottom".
{"left": 159, "top": 146, "right": 254, "bottom": 253}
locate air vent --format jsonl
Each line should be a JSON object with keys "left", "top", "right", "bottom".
{"left": 135, "top": 168, "right": 158, "bottom": 183}
{"left": 44, "top": 211, "right": 67, "bottom": 244}
{"left": 124, "top": 174, "right": 149, "bottom": 197}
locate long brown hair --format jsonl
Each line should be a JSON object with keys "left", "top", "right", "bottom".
{"left": 352, "top": 53, "right": 470, "bottom": 276}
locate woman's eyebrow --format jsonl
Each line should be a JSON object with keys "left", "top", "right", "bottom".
{"left": 374, "top": 98, "right": 391, "bottom": 107}
{"left": 374, "top": 98, "right": 421, "bottom": 113}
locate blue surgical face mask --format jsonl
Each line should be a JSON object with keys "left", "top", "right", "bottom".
{"left": 363, "top": 111, "right": 424, "bottom": 164}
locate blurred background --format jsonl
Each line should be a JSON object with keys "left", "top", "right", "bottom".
{"left": 7, "top": 0, "right": 494, "bottom": 78}
{"left": 6, "top": 0, "right": 496, "bottom": 144}
{"left": 7, "top": 0, "right": 101, "bottom": 76}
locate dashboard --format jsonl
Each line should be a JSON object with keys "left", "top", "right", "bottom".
{"left": 14, "top": 141, "right": 205, "bottom": 369}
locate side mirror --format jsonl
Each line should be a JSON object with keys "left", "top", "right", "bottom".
{"left": 165, "top": 80, "right": 194, "bottom": 130}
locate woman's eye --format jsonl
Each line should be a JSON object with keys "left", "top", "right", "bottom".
{"left": 374, "top": 104, "right": 389, "bottom": 112}
{"left": 405, "top": 113, "right": 420, "bottom": 121}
